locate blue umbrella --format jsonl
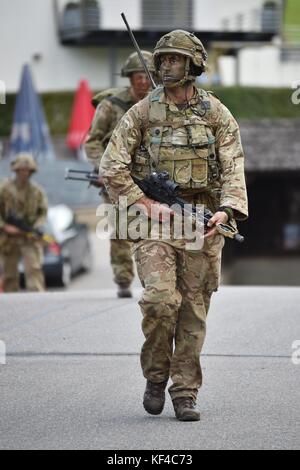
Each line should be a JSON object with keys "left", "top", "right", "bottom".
{"left": 10, "top": 64, "right": 55, "bottom": 161}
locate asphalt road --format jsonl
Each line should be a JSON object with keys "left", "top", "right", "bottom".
{"left": 68, "top": 233, "right": 142, "bottom": 292}
{"left": 0, "top": 282, "right": 299, "bottom": 450}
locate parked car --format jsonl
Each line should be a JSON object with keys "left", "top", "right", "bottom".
{"left": 20, "top": 205, "right": 92, "bottom": 287}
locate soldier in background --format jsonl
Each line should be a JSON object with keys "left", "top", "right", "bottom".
{"left": 100, "top": 31, "right": 248, "bottom": 421}
{"left": 85, "top": 51, "right": 155, "bottom": 298}
{"left": 0, "top": 153, "right": 48, "bottom": 292}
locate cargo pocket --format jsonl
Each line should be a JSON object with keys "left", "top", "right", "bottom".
{"left": 157, "top": 159, "right": 175, "bottom": 180}
{"left": 132, "top": 153, "right": 151, "bottom": 179}
{"left": 174, "top": 159, "right": 192, "bottom": 185}
{"left": 189, "top": 123, "right": 209, "bottom": 146}
{"left": 191, "top": 124, "right": 215, "bottom": 189}
{"left": 191, "top": 148, "right": 208, "bottom": 188}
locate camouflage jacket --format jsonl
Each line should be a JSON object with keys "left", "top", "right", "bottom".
{"left": 100, "top": 87, "right": 248, "bottom": 221}
{"left": 85, "top": 87, "right": 135, "bottom": 169}
{"left": 0, "top": 178, "right": 48, "bottom": 231}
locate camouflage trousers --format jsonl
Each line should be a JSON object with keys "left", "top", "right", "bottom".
{"left": 134, "top": 235, "right": 224, "bottom": 402}
{"left": 110, "top": 238, "right": 134, "bottom": 287}
{"left": 103, "top": 193, "right": 134, "bottom": 287}
{"left": 1, "top": 237, "right": 45, "bottom": 293}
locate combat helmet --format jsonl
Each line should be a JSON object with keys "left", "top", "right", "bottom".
{"left": 153, "top": 30, "right": 208, "bottom": 85}
{"left": 11, "top": 153, "right": 38, "bottom": 173}
{"left": 121, "top": 50, "right": 155, "bottom": 77}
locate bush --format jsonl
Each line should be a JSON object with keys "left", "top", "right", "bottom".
{"left": 42, "top": 92, "right": 74, "bottom": 135}
{"left": 210, "top": 87, "right": 299, "bottom": 119}
{"left": 0, "top": 92, "right": 74, "bottom": 137}
{"left": 0, "top": 87, "right": 298, "bottom": 137}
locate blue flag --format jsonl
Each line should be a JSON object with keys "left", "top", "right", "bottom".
{"left": 10, "top": 64, "right": 55, "bottom": 161}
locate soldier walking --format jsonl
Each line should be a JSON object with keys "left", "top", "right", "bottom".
{"left": 84, "top": 51, "right": 155, "bottom": 298}
{"left": 100, "top": 30, "right": 248, "bottom": 421}
{"left": 0, "top": 153, "right": 48, "bottom": 292}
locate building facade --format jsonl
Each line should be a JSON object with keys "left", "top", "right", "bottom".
{"left": 1, "top": 0, "right": 298, "bottom": 92}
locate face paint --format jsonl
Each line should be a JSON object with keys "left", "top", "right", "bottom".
{"left": 159, "top": 54, "right": 187, "bottom": 88}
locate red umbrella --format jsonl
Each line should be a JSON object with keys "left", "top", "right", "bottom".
{"left": 66, "top": 80, "right": 95, "bottom": 150}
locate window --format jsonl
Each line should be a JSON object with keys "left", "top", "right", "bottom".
{"left": 261, "top": 1, "right": 281, "bottom": 33}
{"left": 62, "top": 2, "right": 81, "bottom": 31}
{"left": 62, "top": 0, "right": 100, "bottom": 31}
{"left": 142, "top": 0, "right": 193, "bottom": 30}
{"left": 81, "top": 0, "right": 100, "bottom": 30}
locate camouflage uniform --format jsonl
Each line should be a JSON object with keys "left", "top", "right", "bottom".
{"left": 100, "top": 32, "right": 248, "bottom": 403}
{"left": 86, "top": 87, "right": 135, "bottom": 287}
{"left": 85, "top": 51, "right": 154, "bottom": 289}
{"left": 0, "top": 155, "right": 48, "bottom": 292}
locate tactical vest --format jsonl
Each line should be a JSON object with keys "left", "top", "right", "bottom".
{"left": 0, "top": 180, "right": 41, "bottom": 226}
{"left": 94, "top": 88, "right": 134, "bottom": 144}
{"left": 92, "top": 88, "right": 132, "bottom": 112}
{"left": 131, "top": 87, "right": 220, "bottom": 192}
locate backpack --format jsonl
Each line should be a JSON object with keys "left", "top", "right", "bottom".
{"left": 91, "top": 88, "right": 132, "bottom": 112}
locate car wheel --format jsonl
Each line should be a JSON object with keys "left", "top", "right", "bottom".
{"left": 81, "top": 245, "right": 93, "bottom": 273}
{"left": 60, "top": 261, "right": 72, "bottom": 288}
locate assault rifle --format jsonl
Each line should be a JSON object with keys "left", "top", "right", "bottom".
{"left": 65, "top": 169, "right": 244, "bottom": 242}
{"left": 65, "top": 169, "right": 99, "bottom": 185}
{"left": 132, "top": 172, "right": 244, "bottom": 243}
{"left": 65, "top": 169, "right": 104, "bottom": 194}
{"left": 5, "top": 214, "right": 54, "bottom": 244}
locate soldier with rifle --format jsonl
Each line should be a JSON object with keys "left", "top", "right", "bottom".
{"left": 84, "top": 50, "right": 155, "bottom": 298}
{"left": 99, "top": 16, "right": 248, "bottom": 422}
{"left": 0, "top": 153, "right": 48, "bottom": 292}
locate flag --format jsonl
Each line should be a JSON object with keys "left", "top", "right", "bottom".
{"left": 10, "top": 64, "right": 55, "bottom": 161}
{"left": 66, "top": 79, "right": 95, "bottom": 153}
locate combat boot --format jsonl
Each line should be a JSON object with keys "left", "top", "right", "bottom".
{"left": 143, "top": 380, "right": 168, "bottom": 415}
{"left": 117, "top": 284, "right": 132, "bottom": 298}
{"left": 172, "top": 397, "right": 200, "bottom": 422}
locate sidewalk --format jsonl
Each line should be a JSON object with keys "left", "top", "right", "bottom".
{"left": 0, "top": 286, "right": 299, "bottom": 450}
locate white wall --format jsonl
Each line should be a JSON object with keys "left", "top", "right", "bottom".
{"left": 217, "top": 45, "right": 300, "bottom": 87}
{"left": 0, "top": 0, "right": 296, "bottom": 92}
{"left": 57, "top": 0, "right": 273, "bottom": 32}
{"left": 0, "top": 0, "right": 125, "bottom": 92}
{"left": 218, "top": 56, "right": 237, "bottom": 86}
{"left": 194, "top": 0, "right": 265, "bottom": 31}
{"left": 239, "top": 45, "right": 300, "bottom": 87}
{"left": 100, "top": 0, "right": 141, "bottom": 29}
{"left": 56, "top": 0, "right": 141, "bottom": 29}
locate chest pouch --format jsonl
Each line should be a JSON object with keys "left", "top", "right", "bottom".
{"left": 148, "top": 119, "right": 217, "bottom": 190}
{"left": 131, "top": 147, "right": 152, "bottom": 180}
